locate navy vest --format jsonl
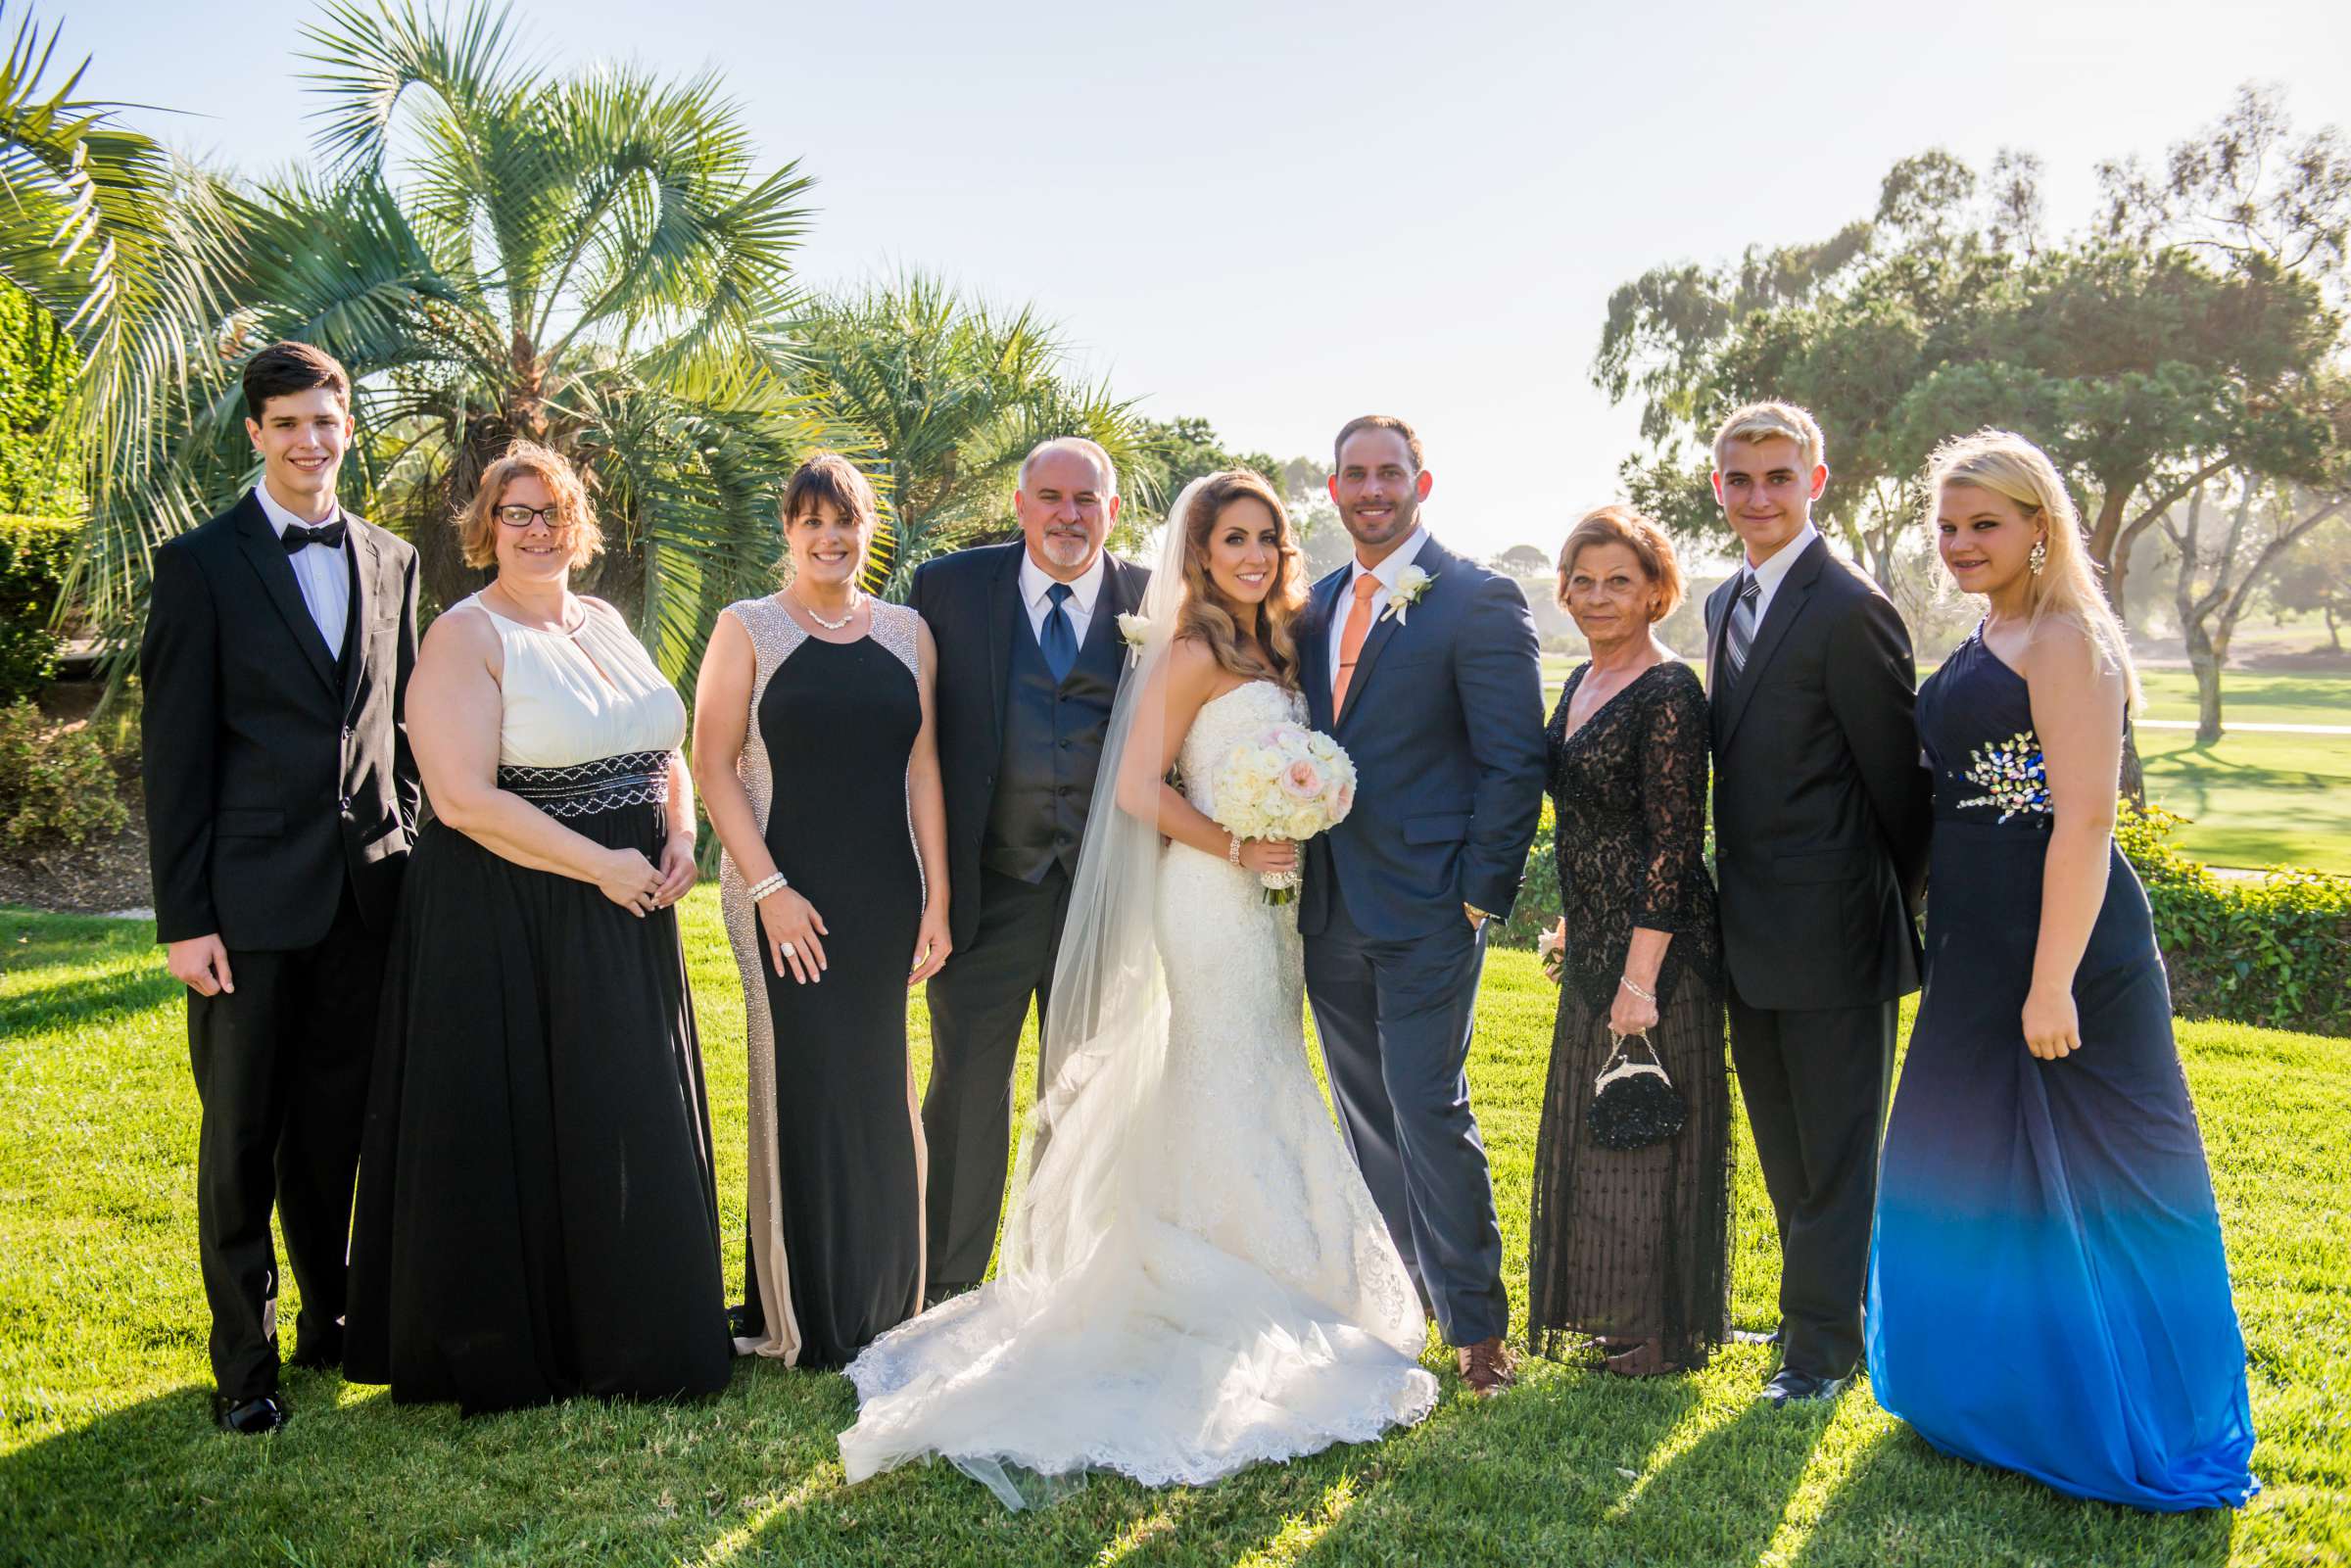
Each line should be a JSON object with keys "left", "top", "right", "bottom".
{"left": 984, "top": 599, "right": 1124, "bottom": 882}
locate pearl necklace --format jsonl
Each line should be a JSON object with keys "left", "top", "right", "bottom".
{"left": 790, "top": 588, "right": 863, "bottom": 632}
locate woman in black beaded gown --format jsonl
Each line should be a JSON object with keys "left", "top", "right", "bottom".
{"left": 1530, "top": 506, "right": 1730, "bottom": 1376}
{"left": 693, "top": 454, "right": 952, "bottom": 1371}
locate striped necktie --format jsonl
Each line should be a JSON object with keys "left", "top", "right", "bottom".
{"left": 1725, "top": 571, "right": 1761, "bottom": 681}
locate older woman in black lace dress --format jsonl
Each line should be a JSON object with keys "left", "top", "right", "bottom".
{"left": 1529, "top": 506, "right": 1729, "bottom": 1377}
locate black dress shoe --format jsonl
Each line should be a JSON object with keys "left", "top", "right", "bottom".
{"left": 1758, "top": 1367, "right": 1847, "bottom": 1407}
{"left": 289, "top": 1328, "right": 343, "bottom": 1371}
{"left": 922, "top": 1283, "right": 974, "bottom": 1311}
{"left": 1727, "top": 1323, "right": 1782, "bottom": 1347}
{"left": 213, "top": 1393, "right": 289, "bottom": 1435}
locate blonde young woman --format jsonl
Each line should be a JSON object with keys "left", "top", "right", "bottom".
{"left": 693, "top": 453, "right": 949, "bottom": 1370}
{"left": 347, "top": 442, "right": 731, "bottom": 1411}
{"left": 838, "top": 469, "right": 1435, "bottom": 1509}
{"left": 1864, "top": 429, "right": 2258, "bottom": 1510}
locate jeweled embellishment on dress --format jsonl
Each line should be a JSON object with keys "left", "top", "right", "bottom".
{"left": 1955, "top": 730, "right": 2049, "bottom": 823}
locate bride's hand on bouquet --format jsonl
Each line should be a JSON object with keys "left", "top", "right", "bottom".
{"left": 757, "top": 885, "right": 829, "bottom": 985}
{"left": 2022, "top": 982, "right": 2080, "bottom": 1060}
{"left": 1236, "top": 838, "right": 1297, "bottom": 878}
{"left": 908, "top": 901, "right": 951, "bottom": 987}
{"left": 597, "top": 847, "right": 665, "bottom": 918}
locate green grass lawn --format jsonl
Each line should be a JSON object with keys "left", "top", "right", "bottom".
{"left": 2138, "top": 727, "right": 2351, "bottom": 874}
{"left": 2135, "top": 670, "right": 2351, "bottom": 731}
{"left": 3, "top": 895, "right": 2345, "bottom": 1565}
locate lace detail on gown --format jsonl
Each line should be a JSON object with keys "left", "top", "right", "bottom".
{"left": 840, "top": 679, "right": 1435, "bottom": 1504}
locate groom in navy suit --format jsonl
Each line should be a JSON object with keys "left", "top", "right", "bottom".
{"left": 1298, "top": 415, "right": 1548, "bottom": 1397}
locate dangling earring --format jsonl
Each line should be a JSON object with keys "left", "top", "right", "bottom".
{"left": 2029, "top": 538, "right": 2047, "bottom": 576}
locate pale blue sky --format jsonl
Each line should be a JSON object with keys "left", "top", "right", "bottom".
{"left": 82, "top": 0, "right": 2351, "bottom": 557}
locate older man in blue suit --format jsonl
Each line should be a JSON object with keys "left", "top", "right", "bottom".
{"left": 1298, "top": 414, "right": 1548, "bottom": 1398}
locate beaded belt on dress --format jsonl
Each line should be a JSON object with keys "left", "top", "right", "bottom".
{"left": 498, "top": 749, "right": 671, "bottom": 818}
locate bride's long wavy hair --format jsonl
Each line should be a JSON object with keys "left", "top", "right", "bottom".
{"left": 1175, "top": 468, "right": 1308, "bottom": 686}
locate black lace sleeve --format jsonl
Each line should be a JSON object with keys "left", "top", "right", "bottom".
{"left": 1633, "top": 666, "right": 1708, "bottom": 932}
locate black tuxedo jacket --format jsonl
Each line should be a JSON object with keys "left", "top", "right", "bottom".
{"left": 141, "top": 492, "right": 421, "bottom": 950}
{"left": 909, "top": 541, "right": 1151, "bottom": 953}
{"left": 1702, "top": 534, "right": 1931, "bottom": 1011}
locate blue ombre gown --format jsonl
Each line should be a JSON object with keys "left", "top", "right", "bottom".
{"left": 1865, "top": 631, "right": 2258, "bottom": 1512}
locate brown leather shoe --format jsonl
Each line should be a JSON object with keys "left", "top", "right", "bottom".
{"left": 1457, "top": 1337, "right": 1516, "bottom": 1398}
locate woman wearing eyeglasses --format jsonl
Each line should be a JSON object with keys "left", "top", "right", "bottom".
{"left": 345, "top": 440, "right": 732, "bottom": 1412}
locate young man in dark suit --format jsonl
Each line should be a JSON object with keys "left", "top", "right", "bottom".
{"left": 908, "top": 438, "right": 1151, "bottom": 1304}
{"left": 141, "top": 342, "right": 420, "bottom": 1433}
{"left": 1699, "top": 402, "right": 1932, "bottom": 1406}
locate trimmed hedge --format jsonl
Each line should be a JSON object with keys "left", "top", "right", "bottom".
{"left": 1492, "top": 797, "right": 2350, "bottom": 1037}
{"left": 0, "top": 514, "right": 75, "bottom": 703}
{"left": 2117, "top": 803, "right": 2350, "bottom": 1037}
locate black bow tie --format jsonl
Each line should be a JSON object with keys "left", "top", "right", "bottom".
{"left": 280, "top": 519, "right": 347, "bottom": 553}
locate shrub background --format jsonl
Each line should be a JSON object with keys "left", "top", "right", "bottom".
{"left": 0, "top": 515, "right": 74, "bottom": 703}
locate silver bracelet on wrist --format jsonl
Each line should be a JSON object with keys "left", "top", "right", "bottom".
{"left": 1618, "top": 974, "right": 1655, "bottom": 1003}
{"left": 747, "top": 871, "right": 789, "bottom": 902}
{"left": 1227, "top": 833, "right": 1242, "bottom": 866}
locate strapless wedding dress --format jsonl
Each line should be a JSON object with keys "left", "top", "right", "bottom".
{"left": 840, "top": 680, "right": 1436, "bottom": 1506}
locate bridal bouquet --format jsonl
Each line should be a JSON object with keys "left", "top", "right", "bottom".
{"left": 1211, "top": 724, "right": 1357, "bottom": 904}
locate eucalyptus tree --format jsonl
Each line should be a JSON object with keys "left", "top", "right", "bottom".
{"left": 77, "top": 0, "right": 838, "bottom": 683}
{"left": 794, "top": 270, "right": 1156, "bottom": 597}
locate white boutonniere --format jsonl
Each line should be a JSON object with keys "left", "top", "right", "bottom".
{"left": 1117, "top": 612, "right": 1151, "bottom": 665}
{"left": 1381, "top": 566, "right": 1436, "bottom": 624}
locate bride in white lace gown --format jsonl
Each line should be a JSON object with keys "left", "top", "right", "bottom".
{"left": 840, "top": 472, "right": 1436, "bottom": 1507}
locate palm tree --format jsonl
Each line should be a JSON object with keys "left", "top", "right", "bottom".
{"left": 0, "top": 4, "right": 235, "bottom": 534}
{"left": 795, "top": 270, "right": 1159, "bottom": 597}
{"left": 75, "top": 0, "right": 840, "bottom": 682}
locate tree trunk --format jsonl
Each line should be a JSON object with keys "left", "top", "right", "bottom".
{"left": 2327, "top": 604, "right": 2342, "bottom": 650}
{"left": 2189, "top": 630, "right": 2225, "bottom": 745}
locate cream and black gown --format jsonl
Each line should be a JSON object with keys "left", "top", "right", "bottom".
{"left": 347, "top": 595, "right": 731, "bottom": 1412}
{"left": 718, "top": 596, "right": 927, "bottom": 1370}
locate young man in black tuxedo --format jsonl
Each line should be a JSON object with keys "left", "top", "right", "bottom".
{"left": 907, "top": 438, "right": 1151, "bottom": 1304}
{"left": 1699, "top": 403, "right": 1932, "bottom": 1408}
{"left": 141, "top": 342, "right": 420, "bottom": 1433}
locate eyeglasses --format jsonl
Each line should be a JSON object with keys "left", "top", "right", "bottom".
{"left": 495, "top": 504, "right": 565, "bottom": 530}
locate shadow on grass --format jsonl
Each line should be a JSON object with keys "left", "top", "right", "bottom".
{"left": 4, "top": 964, "right": 180, "bottom": 1024}
{"left": 1782, "top": 1421, "right": 2236, "bottom": 1568}
{"left": 0, "top": 1360, "right": 1711, "bottom": 1567}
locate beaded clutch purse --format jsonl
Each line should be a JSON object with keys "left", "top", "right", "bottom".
{"left": 1586, "top": 1029, "right": 1686, "bottom": 1151}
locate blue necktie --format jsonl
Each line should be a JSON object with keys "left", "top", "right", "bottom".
{"left": 1041, "top": 582, "right": 1078, "bottom": 684}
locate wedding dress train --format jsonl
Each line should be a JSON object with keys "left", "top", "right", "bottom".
{"left": 839, "top": 680, "right": 1437, "bottom": 1507}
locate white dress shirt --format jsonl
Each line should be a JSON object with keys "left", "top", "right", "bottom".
{"left": 253, "top": 483, "right": 352, "bottom": 655}
{"left": 1739, "top": 521, "right": 1817, "bottom": 630}
{"left": 1326, "top": 524, "right": 1433, "bottom": 678}
{"left": 1018, "top": 547, "right": 1107, "bottom": 648}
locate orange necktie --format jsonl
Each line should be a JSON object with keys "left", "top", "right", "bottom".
{"left": 1331, "top": 572, "right": 1383, "bottom": 711}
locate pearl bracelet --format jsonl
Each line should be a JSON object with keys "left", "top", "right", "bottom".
{"left": 1618, "top": 974, "right": 1655, "bottom": 1003}
{"left": 747, "top": 871, "right": 790, "bottom": 902}
{"left": 1227, "top": 832, "right": 1242, "bottom": 866}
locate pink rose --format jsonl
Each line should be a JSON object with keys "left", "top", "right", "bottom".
{"left": 1333, "top": 780, "right": 1355, "bottom": 818}
{"left": 1279, "top": 759, "right": 1323, "bottom": 799}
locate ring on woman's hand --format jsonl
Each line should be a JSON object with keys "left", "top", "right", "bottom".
{"left": 780, "top": 941, "right": 797, "bottom": 958}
